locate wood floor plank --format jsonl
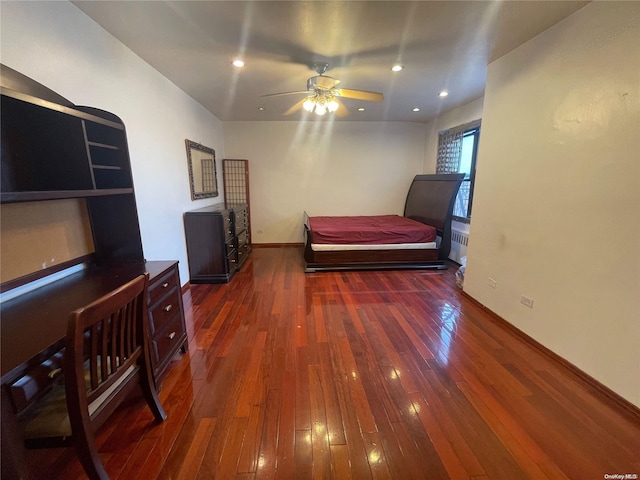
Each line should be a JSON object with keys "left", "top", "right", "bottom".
{"left": 275, "top": 371, "right": 296, "bottom": 479}
{"left": 328, "top": 444, "right": 352, "bottom": 480}
{"left": 318, "top": 343, "right": 347, "bottom": 446}
{"left": 236, "top": 404, "right": 265, "bottom": 474}
{"left": 235, "top": 331, "right": 268, "bottom": 418}
{"left": 294, "top": 430, "right": 312, "bottom": 480}
{"left": 254, "top": 388, "right": 281, "bottom": 480}
{"left": 21, "top": 247, "right": 639, "bottom": 479}
{"left": 174, "top": 418, "right": 217, "bottom": 480}
{"left": 361, "top": 431, "right": 392, "bottom": 480}
{"left": 217, "top": 417, "right": 250, "bottom": 480}
{"left": 309, "top": 365, "right": 331, "bottom": 480}
{"left": 295, "top": 346, "right": 312, "bottom": 431}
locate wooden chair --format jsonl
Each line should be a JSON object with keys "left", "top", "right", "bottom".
{"left": 18, "top": 273, "right": 167, "bottom": 479}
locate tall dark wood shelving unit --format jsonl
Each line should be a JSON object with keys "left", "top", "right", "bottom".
{"left": 0, "top": 68, "right": 188, "bottom": 478}
{"left": 1, "top": 84, "right": 143, "bottom": 265}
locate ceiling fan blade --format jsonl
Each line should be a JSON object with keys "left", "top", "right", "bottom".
{"left": 283, "top": 98, "right": 306, "bottom": 116}
{"left": 261, "top": 90, "right": 310, "bottom": 98}
{"left": 336, "top": 88, "right": 384, "bottom": 102}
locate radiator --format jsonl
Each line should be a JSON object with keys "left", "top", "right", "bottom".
{"left": 449, "top": 228, "right": 469, "bottom": 264}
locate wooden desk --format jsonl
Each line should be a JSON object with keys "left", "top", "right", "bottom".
{"left": 0, "top": 260, "right": 185, "bottom": 479}
{"left": 1, "top": 261, "right": 175, "bottom": 384}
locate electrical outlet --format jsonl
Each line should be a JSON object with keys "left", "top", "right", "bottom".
{"left": 520, "top": 296, "right": 534, "bottom": 308}
{"left": 487, "top": 277, "right": 497, "bottom": 289}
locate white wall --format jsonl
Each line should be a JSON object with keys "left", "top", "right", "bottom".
{"left": 464, "top": 2, "right": 640, "bottom": 407}
{"left": 223, "top": 121, "right": 426, "bottom": 243}
{"left": 1, "top": 1, "right": 225, "bottom": 285}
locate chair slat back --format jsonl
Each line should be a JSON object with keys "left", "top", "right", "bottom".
{"left": 65, "top": 274, "right": 149, "bottom": 417}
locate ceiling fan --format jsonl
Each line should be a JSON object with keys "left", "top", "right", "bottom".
{"left": 261, "top": 62, "right": 384, "bottom": 116}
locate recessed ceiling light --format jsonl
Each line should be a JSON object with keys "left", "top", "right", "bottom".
{"left": 391, "top": 65, "right": 404, "bottom": 72}
{"left": 439, "top": 90, "right": 449, "bottom": 98}
{"left": 412, "top": 107, "right": 420, "bottom": 112}
{"left": 358, "top": 107, "right": 365, "bottom": 112}
{"left": 232, "top": 59, "right": 245, "bottom": 68}
{"left": 258, "top": 107, "right": 265, "bottom": 111}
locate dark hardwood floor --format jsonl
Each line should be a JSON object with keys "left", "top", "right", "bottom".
{"left": 29, "top": 246, "right": 640, "bottom": 479}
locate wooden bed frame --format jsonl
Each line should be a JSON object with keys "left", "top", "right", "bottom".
{"left": 303, "top": 173, "right": 465, "bottom": 272}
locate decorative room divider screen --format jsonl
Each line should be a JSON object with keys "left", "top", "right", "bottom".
{"left": 222, "top": 159, "right": 250, "bottom": 207}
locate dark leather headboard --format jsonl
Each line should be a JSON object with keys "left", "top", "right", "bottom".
{"left": 403, "top": 173, "right": 465, "bottom": 259}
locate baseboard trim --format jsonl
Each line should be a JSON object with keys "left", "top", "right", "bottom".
{"left": 461, "top": 291, "right": 640, "bottom": 423}
{"left": 181, "top": 281, "right": 190, "bottom": 294}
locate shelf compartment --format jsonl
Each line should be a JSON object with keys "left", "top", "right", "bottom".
{"left": 84, "top": 121, "right": 127, "bottom": 149}
{"left": 1, "top": 95, "right": 94, "bottom": 193}
{"left": 88, "top": 143, "right": 127, "bottom": 169}
{"left": 92, "top": 167, "right": 133, "bottom": 190}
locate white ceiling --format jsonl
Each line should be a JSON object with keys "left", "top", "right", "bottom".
{"left": 72, "top": 1, "right": 589, "bottom": 122}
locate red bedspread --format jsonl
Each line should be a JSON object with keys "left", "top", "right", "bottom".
{"left": 308, "top": 215, "right": 437, "bottom": 245}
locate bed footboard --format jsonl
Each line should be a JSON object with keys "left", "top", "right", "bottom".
{"left": 303, "top": 228, "right": 443, "bottom": 272}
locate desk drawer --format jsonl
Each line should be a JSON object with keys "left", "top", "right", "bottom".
{"left": 7, "top": 350, "right": 65, "bottom": 414}
{"left": 227, "top": 247, "right": 238, "bottom": 274}
{"left": 148, "top": 287, "right": 181, "bottom": 335}
{"left": 223, "top": 213, "right": 233, "bottom": 242}
{"left": 235, "top": 210, "right": 248, "bottom": 232}
{"left": 225, "top": 237, "right": 237, "bottom": 258}
{"left": 148, "top": 269, "right": 179, "bottom": 306}
{"left": 150, "top": 314, "right": 185, "bottom": 368}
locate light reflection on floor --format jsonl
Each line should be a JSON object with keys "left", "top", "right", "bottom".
{"left": 436, "top": 302, "right": 460, "bottom": 366}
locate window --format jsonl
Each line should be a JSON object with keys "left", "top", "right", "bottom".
{"left": 436, "top": 121, "right": 480, "bottom": 223}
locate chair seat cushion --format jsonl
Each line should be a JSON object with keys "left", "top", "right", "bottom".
{"left": 19, "top": 363, "right": 136, "bottom": 441}
{"left": 20, "top": 381, "right": 71, "bottom": 440}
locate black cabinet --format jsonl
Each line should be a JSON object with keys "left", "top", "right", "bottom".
{"left": 1, "top": 89, "right": 135, "bottom": 201}
{"left": 184, "top": 204, "right": 250, "bottom": 283}
{"left": 0, "top": 66, "right": 191, "bottom": 478}
{"left": 1, "top": 78, "right": 144, "bottom": 264}
{"left": 0, "top": 65, "right": 185, "bottom": 383}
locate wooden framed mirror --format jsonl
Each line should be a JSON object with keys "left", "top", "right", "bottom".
{"left": 186, "top": 139, "right": 218, "bottom": 200}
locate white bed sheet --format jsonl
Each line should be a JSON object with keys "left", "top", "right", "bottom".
{"left": 310, "top": 242, "right": 437, "bottom": 252}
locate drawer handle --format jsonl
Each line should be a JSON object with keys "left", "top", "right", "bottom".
{"left": 162, "top": 282, "right": 169, "bottom": 288}
{"left": 163, "top": 304, "right": 173, "bottom": 312}
{"left": 230, "top": 259, "right": 236, "bottom": 263}
{"left": 48, "top": 368, "right": 62, "bottom": 379}
{"left": 168, "top": 331, "right": 176, "bottom": 340}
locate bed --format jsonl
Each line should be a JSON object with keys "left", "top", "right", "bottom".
{"left": 303, "top": 173, "right": 465, "bottom": 272}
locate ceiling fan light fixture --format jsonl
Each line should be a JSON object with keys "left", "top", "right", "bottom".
{"left": 327, "top": 97, "right": 339, "bottom": 113}
{"left": 412, "top": 107, "right": 421, "bottom": 112}
{"left": 303, "top": 97, "right": 315, "bottom": 112}
{"left": 232, "top": 59, "right": 245, "bottom": 68}
{"left": 301, "top": 91, "right": 339, "bottom": 116}
{"left": 391, "top": 64, "right": 404, "bottom": 72}
{"left": 262, "top": 63, "right": 383, "bottom": 118}
{"left": 439, "top": 90, "right": 449, "bottom": 97}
